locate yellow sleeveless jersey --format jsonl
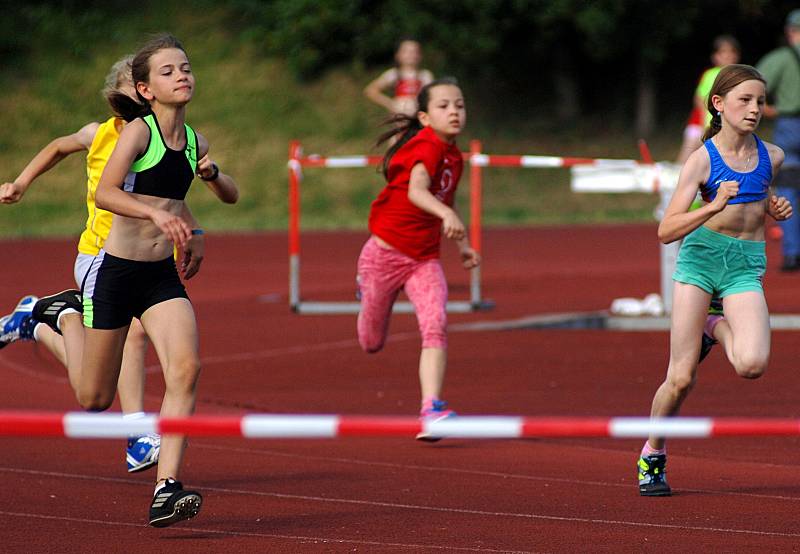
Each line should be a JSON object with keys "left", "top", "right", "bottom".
{"left": 78, "top": 116, "right": 122, "bottom": 256}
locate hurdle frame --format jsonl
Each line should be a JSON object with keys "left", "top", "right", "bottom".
{"left": 288, "top": 139, "right": 493, "bottom": 314}
{"left": 289, "top": 139, "right": 668, "bottom": 316}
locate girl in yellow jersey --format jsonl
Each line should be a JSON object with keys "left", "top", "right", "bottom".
{"left": 0, "top": 55, "right": 237, "bottom": 476}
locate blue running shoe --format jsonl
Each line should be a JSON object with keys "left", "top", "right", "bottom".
{"left": 416, "top": 399, "right": 456, "bottom": 442}
{"left": 0, "top": 295, "right": 39, "bottom": 349}
{"left": 127, "top": 433, "right": 161, "bottom": 473}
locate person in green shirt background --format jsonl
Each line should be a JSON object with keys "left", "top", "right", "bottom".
{"left": 677, "top": 35, "right": 741, "bottom": 165}
{"left": 758, "top": 9, "right": 800, "bottom": 271}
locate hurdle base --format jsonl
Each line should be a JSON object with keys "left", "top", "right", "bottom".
{"left": 292, "top": 300, "right": 495, "bottom": 315}
{"left": 452, "top": 311, "right": 800, "bottom": 332}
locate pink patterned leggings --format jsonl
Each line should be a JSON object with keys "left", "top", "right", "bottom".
{"left": 357, "top": 237, "right": 448, "bottom": 352}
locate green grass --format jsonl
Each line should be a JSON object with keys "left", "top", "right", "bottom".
{"left": 0, "top": 4, "right": 681, "bottom": 239}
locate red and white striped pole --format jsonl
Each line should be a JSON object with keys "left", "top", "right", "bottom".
{"left": 469, "top": 140, "right": 483, "bottom": 308}
{"left": 3, "top": 412, "right": 800, "bottom": 439}
{"left": 288, "top": 140, "right": 302, "bottom": 310}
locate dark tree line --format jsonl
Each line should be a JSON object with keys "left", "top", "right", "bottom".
{"left": 3, "top": 0, "right": 797, "bottom": 135}
{"left": 227, "top": 0, "right": 797, "bottom": 135}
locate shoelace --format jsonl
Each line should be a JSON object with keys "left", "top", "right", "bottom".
{"left": 133, "top": 434, "right": 161, "bottom": 447}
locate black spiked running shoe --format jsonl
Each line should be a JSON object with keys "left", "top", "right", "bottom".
{"left": 32, "top": 290, "right": 82, "bottom": 335}
{"left": 699, "top": 332, "right": 717, "bottom": 363}
{"left": 149, "top": 479, "right": 202, "bottom": 528}
{"left": 699, "top": 297, "right": 723, "bottom": 364}
{"left": 637, "top": 454, "right": 671, "bottom": 497}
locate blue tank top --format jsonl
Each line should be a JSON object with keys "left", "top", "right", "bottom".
{"left": 700, "top": 135, "right": 772, "bottom": 205}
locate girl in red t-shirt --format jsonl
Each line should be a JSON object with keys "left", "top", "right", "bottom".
{"left": 357, "top": 78, "right": 480, "bottom": 440}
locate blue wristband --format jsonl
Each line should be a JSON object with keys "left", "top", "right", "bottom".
{"left": 191, "top": 229, "right": 205, "bottom": 236}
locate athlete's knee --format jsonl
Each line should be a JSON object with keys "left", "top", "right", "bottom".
{"left": 78, "top": 389, "right": 114, "bottom": 412}
{"left": 666, "top": 372, "right": 696, "bottom": 396}
{"left": 420, "top": 329, "right": 447, "bottom": 349}
{"left": 359, "top": 333, "right": 385, "bottom": 353}
{"left": 126, "top": 321, "right": 149, "bottom": 348}
{"left": 733, "top": 355, "right": 767, "bottom": 379}
{"left": 419, "top": 313, "right": 447, "bottom": 350}
{"left": 166, "top": 357, "right": 201, "bottom": 394}
{"left": 357, "top": 315, "right": 387, "bottom": 353}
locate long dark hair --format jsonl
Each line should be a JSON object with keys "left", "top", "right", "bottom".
{"left": 702, "top": 64, "right": 766, "bottom": 141}
{"left": 377, "top": 76, "right": 460, "bottom": 178}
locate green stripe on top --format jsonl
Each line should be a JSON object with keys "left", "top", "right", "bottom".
{"left": 129, "top": 114, "right": 197, "bottom": 174}
{"left": 130, "top": 114, "right": 166, "bottom": 173}
{"left": 184, "top": 124, "right": 197, "bottom": 174}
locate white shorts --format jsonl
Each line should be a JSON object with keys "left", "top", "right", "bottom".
{"left": 74, "top": 253, "right": 96, "bottom": 291}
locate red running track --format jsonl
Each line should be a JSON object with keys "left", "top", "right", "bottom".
{"left": 2, "top": 224, "right": 800, "bottom": 552}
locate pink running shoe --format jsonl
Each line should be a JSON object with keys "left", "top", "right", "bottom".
{"left": 416, "top": 399, "right": 456, "bottom": 442}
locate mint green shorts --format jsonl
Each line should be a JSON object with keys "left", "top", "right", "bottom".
{"left": 673, "top": 225, "right": 766, "bottom": 297}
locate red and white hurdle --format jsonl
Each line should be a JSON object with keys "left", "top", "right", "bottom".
{"left": 288, "top": 140, "right": 656, "bottom": 315}
{"left": 3, "top": 411, "right": 799, "bottom": 439}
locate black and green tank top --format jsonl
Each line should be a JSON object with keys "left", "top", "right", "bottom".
{"left": 122, "top": 112, "right": 197, "bottom": 200}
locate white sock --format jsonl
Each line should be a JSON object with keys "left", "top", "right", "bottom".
{"left": 154, "top": 481, "right": 167, "bottom": 495}
{"left": 56, "top": 308, "right": 79, "bottom": 331}
{"left": 32, "top": 322, "right": 45, "bottom": 342}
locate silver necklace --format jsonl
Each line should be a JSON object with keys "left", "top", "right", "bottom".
{"left": 713, "top": 138, "right": 754, "bottom": 170}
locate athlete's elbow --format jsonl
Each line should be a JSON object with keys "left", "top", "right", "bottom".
{"left": 657, "top": 225, "right": 677, "bottom": 245}
{"left": 223, "top": 189, "right": 239, "bottom": 204}
{"left": 658, "top": 231, "right": 674, "bottom": 245}
{"left": 94, "top": 189, "right": 110, "bottom": 210}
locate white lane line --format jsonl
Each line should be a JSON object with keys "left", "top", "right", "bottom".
{"left": 0, "top": 510, "right": 533, "bottom": 553}
{"left": 0, "top": 356, "right": 69, "bottom": 384}
{"left": 0, "top": 466, "right": 797, "bottom": 539}
{"left": 145, "top": 331, "right": 420, "bottom": 373}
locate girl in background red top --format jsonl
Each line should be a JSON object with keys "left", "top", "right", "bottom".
{"left": 357, "top": 78, "right": 480, "bottom": 440}
{"left": 364, "top": 39, "right": 434, "bottom": 117}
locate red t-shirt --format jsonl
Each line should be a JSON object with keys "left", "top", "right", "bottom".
{"left": 368, "top": 126, "right": 463, "bottom": 260}
{"left": 395, "top": 75, "right": 423, "bottom": 98}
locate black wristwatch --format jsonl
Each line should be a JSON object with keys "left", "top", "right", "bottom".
{"left": 200, "top": 162, "right": 219, "bottom": 181}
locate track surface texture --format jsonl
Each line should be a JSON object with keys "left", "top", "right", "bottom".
{"left": 2, "top": 224, "right": 800, "bottom": 553}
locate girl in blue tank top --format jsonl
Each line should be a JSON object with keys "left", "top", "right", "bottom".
{"left": 637, "top": 65, "right": 792, "bottom": 498}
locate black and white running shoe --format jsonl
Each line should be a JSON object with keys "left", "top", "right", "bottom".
{"left": 149, "top": 479, "right": 202, "bottom": 528}
{"left": 32, "top": 290, "right": 82, "bottom": 335}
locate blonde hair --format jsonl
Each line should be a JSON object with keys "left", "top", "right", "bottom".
{"left": 102, "top": 55, "right": 146, "bottom": 121}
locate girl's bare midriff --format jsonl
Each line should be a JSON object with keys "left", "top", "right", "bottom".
{"left": 103, "top": 193, "right": 183, "bottom": 260}
{"left": 703, "top": 199, "right": 768, "bottom": 241}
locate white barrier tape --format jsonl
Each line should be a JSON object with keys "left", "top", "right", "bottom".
{"left": 519, "top": 156, "right": 566, "bottom": 168}
{"left": 323, "top": 157, "right": 371, "bottom": 168}
{"left": 63, "top": 413, "right": 158, "bottom": 438}
{"left": 425, "top": 416, "right": 523, "bottom": 438}
{"left": 242, "top": 415, "right": 338, "bottom": 438}
{"left": 609, "top": 417, "right": 713, "bottom": 438}
{"left": 470, "top": 154, "right": 489, "bottom": 167}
